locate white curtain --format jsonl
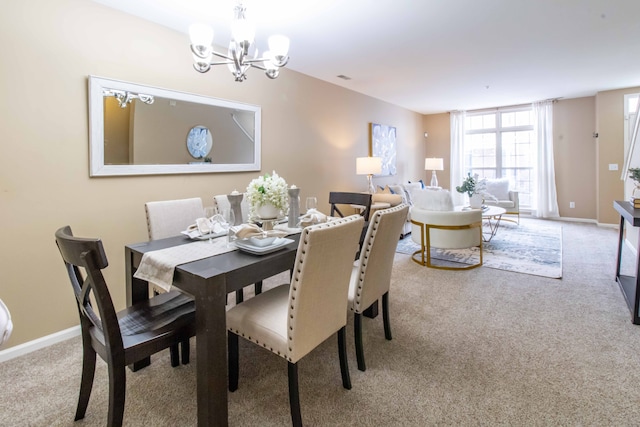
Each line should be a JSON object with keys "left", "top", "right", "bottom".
{"left": 533, "top": 100, "right": 559, "bottom": 218}
{"left": 450, "top": 111, "right": 466, "bottom": 206}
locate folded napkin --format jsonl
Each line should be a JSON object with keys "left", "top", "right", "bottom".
{"left": 299, "top": 208, "right": 328, "bottom": 227}
{"left": 231, "top": 223, "right": 263, "bottom": 240}
{"left": 184, "top": 214, "right": 227, "bottom": 238}
{"left": 231, "top": 224, "right": 288, "bottom": 240}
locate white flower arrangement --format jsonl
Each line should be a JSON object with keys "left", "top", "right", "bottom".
{"left": 246, "top": 171, "right": 289, "bottom": 218}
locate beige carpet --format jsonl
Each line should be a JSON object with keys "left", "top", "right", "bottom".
{"left": 2, "top": 219, "right": 640, "bottom": 426}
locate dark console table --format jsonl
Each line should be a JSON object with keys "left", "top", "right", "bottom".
{"left": 614, "top": 200, "right": 640, "bottom": 324}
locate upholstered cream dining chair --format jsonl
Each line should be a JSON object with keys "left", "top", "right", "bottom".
{"left": 144, "top": 197, "right": 203, "bottom": 365}
{"left": 348, "top": 203, "right": 409, "bottom": 371}
{"left": 212, "top": 193, "right": 250, "bottom": 223}
{"left": 145, "top": 197, "right": 204, "bottom": 240}
{"left": 226, "top": 215, "right": 364, "bottom": 427}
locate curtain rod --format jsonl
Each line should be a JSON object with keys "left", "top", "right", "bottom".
{"left": 451, "top": 98, "right": 560, "bottom": 114}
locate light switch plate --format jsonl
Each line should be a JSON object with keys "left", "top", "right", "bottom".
{"left": 609, "top": 163, "right": 619, "bottom": 171}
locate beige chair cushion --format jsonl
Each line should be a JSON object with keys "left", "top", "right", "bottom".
{"left": 145, "top": 197, "right": 204, "bottom": 240}
{"left": 227, "top": 215, "right": 364, "bottom": 363}
{"left": 348, "top": 204, "right": 409, "bottom": 313}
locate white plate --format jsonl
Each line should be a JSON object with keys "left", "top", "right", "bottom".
{"left": 181, "top": 230, "right": 228, "bottom": 241}
{"left": 235, "top": 237, "right": 295, "bottom": 255}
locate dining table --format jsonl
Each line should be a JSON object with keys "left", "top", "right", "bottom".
{"left": 125, "top": 233, "right": 300, "bottom": 426}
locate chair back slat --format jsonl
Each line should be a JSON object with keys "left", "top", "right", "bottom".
{"left": 329, "top": 192, "right": 372, "bottom": 221}
{"left": 55, "top": 226, "right": 123, "bottom": 352}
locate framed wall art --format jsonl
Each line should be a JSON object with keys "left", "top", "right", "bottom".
{"left": 369, "top": 122, "right": 397, "bottom": 176}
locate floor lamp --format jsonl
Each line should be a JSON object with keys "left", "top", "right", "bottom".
{"left": 356, "top": 156, "right": 382, "bottom": 194}
{"left": 425, "top": 158, "right": 444, "bottom": 188}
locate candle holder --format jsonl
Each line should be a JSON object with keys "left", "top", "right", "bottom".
{"left": 226, "top": 192, "right": 244, "bottom": 226}
{"left": 288, "top": 187, "right": 300, "bottom": 228}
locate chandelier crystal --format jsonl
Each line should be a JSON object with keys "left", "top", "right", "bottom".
{"left": 189, "top": 2, "right": 290, "bottom": 82}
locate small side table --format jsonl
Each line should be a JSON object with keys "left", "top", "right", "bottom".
{"left": 614, "top": 200, "right": 640, "bottom": 324}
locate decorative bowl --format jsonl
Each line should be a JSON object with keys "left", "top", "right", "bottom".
{"left": 248, "top": 236, "right": 277, "bottom": 247}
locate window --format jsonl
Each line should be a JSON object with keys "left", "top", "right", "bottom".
{"left": 463, "top": 107, "right": 535, "bottom": 208}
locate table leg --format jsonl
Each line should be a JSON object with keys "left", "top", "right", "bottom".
{"left": 363, "top": 301, "right": 379, "bottom": 318}
{"left": 482, "top": 214, "right": 502, "bottom": 242}
{"left": 194, "top": 276, "right": 229, "bottom": 427}
{"left": 125, "top": 247, "right": 151, "bottom": 371}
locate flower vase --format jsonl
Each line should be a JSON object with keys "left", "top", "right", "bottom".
{"left": 287, "top": 187, "right": 300, "bottom": 228}
{"left": 257, "top": 203, "right": 279, "bottom": 219}
{"left": 469, "top": 193, "right": 483, "bottom": 209}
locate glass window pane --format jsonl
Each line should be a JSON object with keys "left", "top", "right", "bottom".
{"left": 465, "top": 107, "right": 533, "bottom": 209}
{"left": 501, "top": 112, "right": 514, "bottom": 127}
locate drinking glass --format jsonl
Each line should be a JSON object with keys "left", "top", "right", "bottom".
{"left": 203, "top": 207, "right": 216, "bottom": 243}
{"left": 305, "top": 196, "right": 317, "bottom": 212}
{"left": 220, "top": 208, "right": 235, "bottom": 246}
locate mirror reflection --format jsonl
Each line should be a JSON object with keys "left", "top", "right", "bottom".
{"left": 89, "top": 76, "right": 261, "bottom": 176}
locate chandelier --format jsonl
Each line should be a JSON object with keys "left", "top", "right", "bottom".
{"left": 189, "top": 2, "right": 290, "bottom": 82}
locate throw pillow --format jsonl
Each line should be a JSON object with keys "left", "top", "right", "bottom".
{"left": 376, "top": 185, "right": 391, "bottom": 194}
{"left": 388, "top": 185, "right": 409, "bottom": 205}
{"left": 485, "top": 178, "right": 510, "bottom": 201}
{"left": 408, "top": 179, "right": 426, "bottom": 189}
{"left": 412, "top": 189, "right": 454, "bottom": 211}
{"left": 404, "top": 182, "right": 423, "bottom": 205}
{"left": 372, "top": 193, "right": 403, "bottom": 206}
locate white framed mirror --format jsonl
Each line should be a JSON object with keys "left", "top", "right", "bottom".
{"left": 89, "top": 75, "right": 261, "bottom": 176}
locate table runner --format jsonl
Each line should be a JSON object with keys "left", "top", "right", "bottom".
{"left": 134, "top": 238, "right": 236, "bottom": 292}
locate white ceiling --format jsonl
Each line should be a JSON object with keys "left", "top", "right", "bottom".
{"left": 91, "top": 0, "right": 640, "bottom": 114}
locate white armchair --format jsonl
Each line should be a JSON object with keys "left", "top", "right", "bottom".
{"left": 483, "top": 178, "right": 520, "bottom": 224}
{"left": 409, "top": 190, "right": 483, "bottom": 270}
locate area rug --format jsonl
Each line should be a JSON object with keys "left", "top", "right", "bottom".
{"left": 396, "top": 218, "right": 562, "bottom": 279}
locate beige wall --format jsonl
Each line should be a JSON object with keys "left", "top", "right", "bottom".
{"left": 0, "top": 0, "right": 424, "bottom": 348}
{"left": 596, "top": 87, "right": 640, "bottom": 224}
{"left": 553, "top": 97, "right": 597, "bottom": 219}
{"left": 423, "top": 113, "right": 451, "bottom": 190}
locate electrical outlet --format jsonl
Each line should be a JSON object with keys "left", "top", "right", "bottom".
{"left": 569, "top": 202, "right": 575, "bottom": 209}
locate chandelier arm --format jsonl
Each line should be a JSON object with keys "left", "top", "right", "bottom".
{"left": 211, "top": 51, "right": 233, "bottom": 61}
{"left": 248, "top": 63, "right": 267, "bottom": 71}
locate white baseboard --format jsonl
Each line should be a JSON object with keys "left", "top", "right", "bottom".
{"left": 0, "top": 326, "right": 80, "bottom": 363}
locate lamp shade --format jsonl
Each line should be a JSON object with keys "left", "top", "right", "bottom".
{"left": 356, "top": 157, "right": 382, "bottom": 175}
{"left": 424, "top": 157, "right": 444, "bottom": 171}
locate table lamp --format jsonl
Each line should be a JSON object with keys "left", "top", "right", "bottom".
{"left": 424, "top": 157, "right": 444, "bottom": 188}
{"left": 356, "top": 156, "right": 382, "bottom": 194}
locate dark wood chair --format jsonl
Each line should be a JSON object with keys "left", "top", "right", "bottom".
{"left": 329, "top": 192, "right": 372, "bottom": 258}
{"left": 329, "top": 191, "right": 372, "bottom": 221}
{"left": 55, "top": 226, "right": 196, "bottom": 427}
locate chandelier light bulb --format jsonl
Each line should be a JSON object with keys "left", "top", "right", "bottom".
{"left": 268, "top": 35, "right": 290, "bottom": 66}
{"left": 189, "top": 23, "right": 213, "bottom": 54}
